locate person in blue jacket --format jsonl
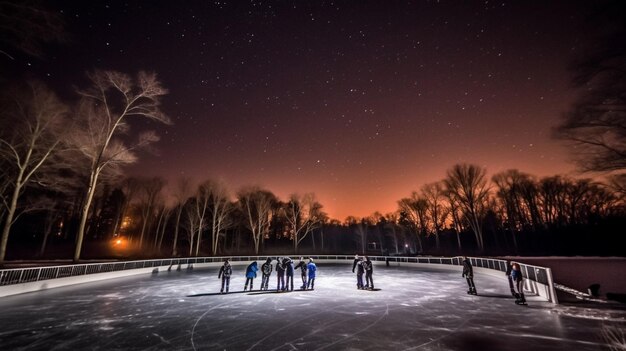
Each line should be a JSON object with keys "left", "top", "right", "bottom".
{"left": 294, "top": 257, "right": 308, "bottom": 290}
{"left": 218, "top": 259, "right": 232, "bottom": 294}
{"left": 505, "top": 261, "right": 516, "bottom": 297}
{"left": 244, "top": 261, "right": 258, "bottom": 291}
{"left": 511, "top": 263, "right": 526, "bottom": 305}
{"left": 276, "top": 257, "right": 286, "bottom": 291}
{"left": 306, "top": 258, "right": 317, "bottom": 290}
{"left": 284, "top": 257, "right": 295, "bottom": 291}
{"left": 261, "top": 258, "right": 273, "bottom": 291}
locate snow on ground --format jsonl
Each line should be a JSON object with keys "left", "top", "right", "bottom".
{"left": 0, "top": 264, "right": 623, "bottom": 350}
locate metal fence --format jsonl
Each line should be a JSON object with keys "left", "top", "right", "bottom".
{"left": 0, "top": 255, "right": 555, "bottom": 302}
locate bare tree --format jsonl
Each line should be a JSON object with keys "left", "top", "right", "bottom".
{"left": 237, "top": 186, "right": 276, "bottom": 254}
{"left": 608, "top": 173, "right": 626, "bottom": 202}
{"left": 492, "top": 169, "right": 539, "bottom": 250}
{"left": 0, "top": 0, "right": 66, "bottom": 61}
{"left": 203, "top": 180, "right": 232, "bottom": 256}
{"left": 154, "top": 203, "right": 173, "bottom": 252}
{"left": 70, "top": 70, "right": 169, "bottom": 262}
{"left": 555, "top": 1, "right": 626, "bottom": 173}
{"left": 384, "top": 212, "right": 403, "bottom": 254}
{"left": 354, "top": 219, "right": 368, "bottom": 255}
{"left": 192, "top": 180, "right": 214, "bottom": 256}
{"left": 444, "top": 164, "right": 490, "bottom": 252}
{"left": 171, "top": 177, "right": 192, "bottom": 256}
{"left": 283, "top": 193, "right": 325, "bottom": 254}
{"left": 398, "top": 193, "right": 428, "bottom": 253}
{"left": 137, "top": 177, "right": 166, "bottom": 249}
{"left": 182, "top": 200, "right": 201, "bottom": 256}
{"left": 421, "top": 181, "right": 449, "bottom": 250}
{"left": 0, "top": 81, "right": 68, "bottom": 264}
{"left": 111, "top": 177, "right": 141, "bottom": 239}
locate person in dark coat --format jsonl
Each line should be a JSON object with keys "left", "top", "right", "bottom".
{"left": 294, "top": 257, "right": 307, "bottom": 290}
{"left": 462, "top": 256, "right": 477, "bottom": 295}
{"left": 261, "top": 258, "right": 273, "bottom": 291}
{"left": 284, "top": 257, "right": 295, "bottom": 291}
{"left": 244, "top": 261, "right": 258, "bottom": 291}
{"left": 363, "top": 256, "right": 374, "bottom": 290}
{"left": 352, "top": 255, "right": 364, "bottom": 289}
{"left": 276, "top": 257, "right": 286, "bottom": 291}
{"left": 505, "top": 261, "right": 516, "bottom": 297}
{"left": 218, "top": 259, "right": 232, "bottom": 294}
{"left": 511, "top": 263, "right": 526, "bottom": 304}
{"left": 306, "top": 258, "right": 317, "bottom": 290}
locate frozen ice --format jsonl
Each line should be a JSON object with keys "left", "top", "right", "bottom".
{"left": 0, "top": 264, "right": 623, "bottom": 350}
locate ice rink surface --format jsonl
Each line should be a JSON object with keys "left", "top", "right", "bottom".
{"left": 1, "top": 263, "right": 623, "bottom": 350}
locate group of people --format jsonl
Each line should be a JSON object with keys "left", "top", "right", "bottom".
{"left": 352, "top": 255, "right": 374, "bottom": 290}
{"left": 461, "top": 256, "right": 527, "bottom": 305}
{"left": 218, "top": 255, "right": 527, "bottom": 304}
{"left": 217, "top": 257, "right": 317, "bottom": 294}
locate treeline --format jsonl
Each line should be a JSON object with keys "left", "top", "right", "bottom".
{"left": 3, "top": 153, "right": 625, "bottom": 261}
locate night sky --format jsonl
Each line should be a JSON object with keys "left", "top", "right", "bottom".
{"left": 9, "top": 1, "right": 592, "bottom": 220}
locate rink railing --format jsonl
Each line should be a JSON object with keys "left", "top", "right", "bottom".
{"left": 0, "top": 255, "right": 557, "bottom": 303}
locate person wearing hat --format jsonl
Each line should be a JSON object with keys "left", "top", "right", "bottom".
{"left": 306, "top": 258, "right": 317, "bottom": 290}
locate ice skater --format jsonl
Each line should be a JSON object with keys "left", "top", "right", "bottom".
{"left": 276, "top": 257, "right": 286, "bottom": 291}
{"left": 294, "top": 257, "right": 308, "bottom": 289}
{"left": 284, "top": 257, "right": 295, "bottom": 291}
{"left": 352, "top": 255, "right": 364, "bottom": 289}
{"left": 244, "top": 261, "right": 258, "bottom": 291}
{"left": 261, "top": 258, "right": 273, "bottom": 290}
{"left": 462, "top": 256, "right": 477, "bottom": 295}
{"left": 363, "top": 256, "right": 374, "bottom": 290}
{"left": 306, "top": 258, "right": 317, "bottom": 290}
{"left": 218, "top": 259, "right": 232, "bottom": 294}
{"left": 511, "top": 263, "right": 526, "bottom": 305}
{"left": 505, "top": 261, "right": 516, "bottom": 297}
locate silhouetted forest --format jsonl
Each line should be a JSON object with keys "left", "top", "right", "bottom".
{"left": 4, "top": 164, "right": 625, "bottom": 261}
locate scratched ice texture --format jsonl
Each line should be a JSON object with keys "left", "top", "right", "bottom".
{"left": 0, "top": 264, "right": 623, "bottom": 350}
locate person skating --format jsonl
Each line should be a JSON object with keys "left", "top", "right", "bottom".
{"left": 363, "top": 256, "right": 374, "bottom": 290}
{"left": 352, "top": 255, "right": 365, "bottom": 289}
{"left": 218, "top": 259, "right": 232, "bottom": 294}
{"left": 462, "top": 256, "right": 477, "bottom": 295}
{"left": 505, "top": 261, "right": 516, "bottom": 297}
{"left": 261, "top": 258, "right": 273, "bottom": 291}
{"left": 511, "top": 263, "right": 526, "bottom": 305}
{"left": 276, "top": 257, "right": 286, "bottom": 291}
{"left": 294, "top": 257, "right": 307, "bottom": 289}
{"left": 284, "top": 257, "right": 295, "bottom": 291}
{"left": 244, "top": 261, "right": 258, "bottom": 291}
{"left": 306, "top": 258, "right": 317, "bottom": 290}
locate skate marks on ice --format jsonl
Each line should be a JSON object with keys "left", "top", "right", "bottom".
{"left": 187, "top": 291, "right": 250, "bottom": 297}
{"left": 247, "top": 289, "right": 315, "bottom": 295}
{"left": 190, "top": 302, "right": 229, "bottom": 351}
{"left": 0, "top": 265, "right": 622, "bottom": 350}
